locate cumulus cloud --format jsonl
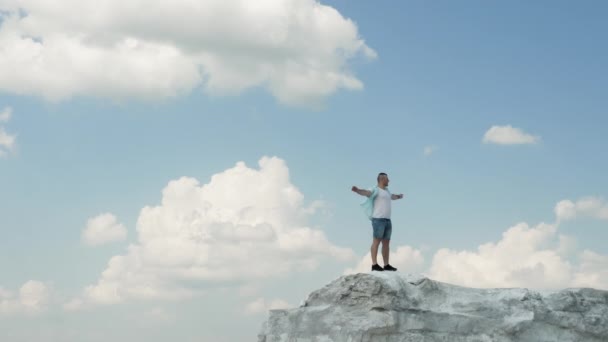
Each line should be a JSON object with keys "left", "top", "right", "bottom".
{"left": 0, "top": 0, "right": 375, "bottom": 107}
{"left": 426, "top": 198, "right": 608, "bottom": 290}
{"left": 0, "top": 106, "right": 16, "bottom": 157}
{"left": 557, "top": 234, "right": 578, "bottom": 257}
{"left": 426, "top": 222, "right": 575, "bottom": 289}
{"left": 244, "top": 297, "right": 291, "bottom": 315}
{"left": 0, "top": 106, "right": 11, "bottom": 122}
{"left": 81, "top": 213, "right": 128, "bottom": 246}
{"left": 0, "top": 127, "right": 16, "bottom": 157}
{"left": 482, "top": 125, "right": 540, "bottom": 145}
{"left": 69, "top": 156, "right": 355, "bottom": 307}
{"left": 344, "top": 245, "right": 425, "bottom": 275}
{"left": 555, "top": 197, "right": 608, "bottom": 222}
{"left": 0, "top": 280, "right": 50, "bottom": 315}
{"left": 572, "top": 250, "right": 608, "bottom": 289}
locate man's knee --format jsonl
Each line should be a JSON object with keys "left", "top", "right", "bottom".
{"left": 382, "top": 239, "right": 390, "bottom": 245}
{"left": 372, "top": 238, "right": 382, "bottom": 245}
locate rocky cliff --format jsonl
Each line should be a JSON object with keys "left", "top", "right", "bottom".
{"left": 258, "top": 273, "right": 608, "bottom": 342}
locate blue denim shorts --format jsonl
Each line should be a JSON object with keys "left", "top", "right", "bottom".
{"left": 372, "top": 218, "right": 392, "bottom": 240}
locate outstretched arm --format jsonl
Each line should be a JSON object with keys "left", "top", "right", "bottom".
{"left": 351, "top": 186, "right": 372, "bottom": 197}
{"left": 391, "top": 194, "right": 404, "bottom": 200}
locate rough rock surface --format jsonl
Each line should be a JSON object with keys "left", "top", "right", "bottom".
{"left": 258, "top": 273, "right": 608, "bottom": 342}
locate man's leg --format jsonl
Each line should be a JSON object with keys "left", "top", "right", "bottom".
{"left": 371, "top": 238, "right": 381, "bottom": 265}
{"left": 381, "top": 220, "right": 397, "bottom": 271}
{"left": 381, "top": 239, "right": 390, "bottom": 266}
{"left": 371, "top": 218, "right": 384, "bottom": 266}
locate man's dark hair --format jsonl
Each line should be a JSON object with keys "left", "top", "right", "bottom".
{"left": 377, "top": 172, "right": 387, "bottom": 182}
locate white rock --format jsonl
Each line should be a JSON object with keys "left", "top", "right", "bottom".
{"left": 258, "top": 273, "right": 608, "bottom": 342}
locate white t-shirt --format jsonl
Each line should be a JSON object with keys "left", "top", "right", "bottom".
{"left": 372, "top": 188, "right": 391, "bottom": 219}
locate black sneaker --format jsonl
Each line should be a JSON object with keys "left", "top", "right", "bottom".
{"left": 371, "top": 264, "right": 384, "bottom": 272}
{"left": 383, "top": 264, "right": 397, "bottom": 271}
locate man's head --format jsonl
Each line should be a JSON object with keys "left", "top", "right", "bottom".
{"left": 377, "top": 172, "right": 389, "bottom": 187}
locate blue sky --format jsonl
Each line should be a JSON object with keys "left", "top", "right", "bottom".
{"left": 1, "top": 1, "right": 607, "bottom": 341}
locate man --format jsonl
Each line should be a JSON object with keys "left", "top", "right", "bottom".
{"left": 352, "top": 172, "right": 404, "bottom": 272}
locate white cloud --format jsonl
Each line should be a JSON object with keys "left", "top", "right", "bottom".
{"left": 423, "top": 145, "right": 438, "bottom": 156}
{"left": 555, "top": 197, "right": 608, "bottom": 222}
{"left": 344, "top": 245, "right": 425, "bottom": 275}
{"left": 482, "top": 125, "right": 540, "bottom": 145}
{"left": 0, "top": 0, "right": 375, "bottom": 107}
{"left": 244, "top": 297, "right": 291, "bottom": 315}
{"left": 426, "top": 213, "right": 608, "bottom": 290}
{"left": 554, "top": 199, "right": 577, "bottom": 221}
{"left": 426, "top": 222, "right": 575, "bottom": 289}
{"left": 572, "top": 250, "right": 608, "bottom": 289}
{"left": 0, "top": 126, "right": 16, "bottom": 157}
{"left": 0, "top": 287, "right": 11, "bottom": 298}
{"left": 81, "top": 213, "right": 128, "bottom": 246}
{"left": 0, "top": 106, "right": 11, "bottom": 122}
{"left": 70, "top": 156, "right": 355, "bottom": 307}
{"left": 0, "top": 106, "right": 16, "bottom": 157}
{"left": 0, "top": 280, "right": 49, "bottom": 315}
{"left": 557, "top": 234, "right": 578, "bottom": 257}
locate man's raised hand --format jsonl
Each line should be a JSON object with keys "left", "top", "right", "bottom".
{"left": 351, "top": 186, "right": 359, "bottom": 192}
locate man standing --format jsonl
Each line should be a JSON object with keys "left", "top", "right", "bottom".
{"left": 352, "top": 172, "right": 404, "bottom": 272}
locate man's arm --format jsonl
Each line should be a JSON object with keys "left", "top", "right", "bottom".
{"left": 351, "top": 186, "right": 372, "bottom": 197}
{"left": 391, "top": 193, "right": 404, "bottom": 200}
